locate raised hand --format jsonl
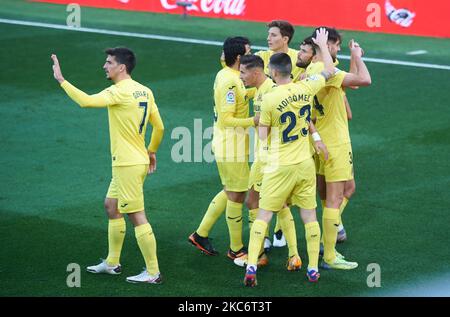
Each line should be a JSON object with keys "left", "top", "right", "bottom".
{"left": 312, "top": 27, "right": 329, "bottom": 49}
{"left": 349, "top": 39, "right": 365, "bottom": 58}
{"left": 51, "top": 54, "right": 65, "bottom": 83}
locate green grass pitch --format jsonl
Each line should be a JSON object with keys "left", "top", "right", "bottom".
{"left": 0, "top": 0, "right": 450, "bottom": 297}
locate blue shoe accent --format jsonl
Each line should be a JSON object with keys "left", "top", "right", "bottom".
{"left": 244, "top": 266, "right": 257, "bottom": 287}
{"left": 306, "top": 269, "right": 320, "bottom": 282}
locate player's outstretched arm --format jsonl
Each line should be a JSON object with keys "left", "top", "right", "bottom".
{"left": 51, "top": 54, "right": 113, "bottom": 108}
{"left": 222, "top": 111, "right": 257, "bottom": 128}
{"left": 342, "top": 42, "right": 371, "bottom": 87}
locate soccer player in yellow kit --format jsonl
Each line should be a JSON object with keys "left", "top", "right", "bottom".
{"left": 51, "top": 47, "right": 165, "bottom": 284}
{"left": 189, "top": 37, "right": 258, "bottom": 260}
{"left": 244, "top": 28, "right": 333, "bottom": 287}
{"left": 255, "top": 20, "right": 307, "bottom": 247}
{"left": 297, "top": 36, "right": 356, "bottom": 245}
{"left": 304, "top": 27, "right": 371, "bottom": 270}
{"left": 233, "top": 54, "right": 301, "bottom": 269}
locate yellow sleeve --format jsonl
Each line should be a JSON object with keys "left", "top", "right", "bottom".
{"left": 60, "top": 81, "right": 117, "bottom": 108}
{"left": 298, "top": 74, "right": 326, "bottom": 96}
{"left": 148, "top": 108, "right": 164, "bottom": 153}
{"left": 326, "top": 69, "right": 347, "bottom": 88}
{"left": 218, "top": 80, "right": 237, "bottom": 114}
{"left": 221, "top": 111, "right": 254, "bottom": 128}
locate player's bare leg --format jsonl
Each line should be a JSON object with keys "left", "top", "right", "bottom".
{"left": 337, "top": 179, "right": 356, "bottom": 243}
{"left": 317, "top": 174, "right": 327, "bottom": 208}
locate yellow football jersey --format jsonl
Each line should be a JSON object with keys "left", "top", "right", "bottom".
{"left": 260, "top": 75, "right": 326, "bottom": 166}
{"left": 213, "top": 67, "right": 253, "bottom": 160}
{"left": 255, "top": 48, "right": 304, "bottom": 82}
{"left": 253, "top": 78, "right": 276, "bottom": 163}
{"left": 61, "top": 79, "right": 159, "bottom": 166}
{"left": 305, "top": 62, "right": 350, "bottom": 147}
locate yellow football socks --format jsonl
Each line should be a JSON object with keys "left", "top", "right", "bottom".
{"left": 278, "top": 207, "right": 298, "bottom": 257}
{"left": 305, "top": 221, "right": 321, "bottom": 270}
{"left": 196, "top": 190, "right": 228, "bottom": 237}
{"left": 274, "top": 215, "right": 281, "bottom": 233}
{"left": 106, "top": 217, "right": 126, "bottom": 266}
{"left": 226, "top": 200, "right": 244, "bottom": 252}
{"left": 322, "top": 207, "right": 340, "bottom": 263}
{"left": 135, "top": 223, "right": 159, "bottom": 275}
{"left": 248, "top": 219, "right": 267, "bottom": 266}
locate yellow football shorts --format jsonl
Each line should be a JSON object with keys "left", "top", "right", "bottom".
{"left": 318, "top": 142, "right": 354, "bottom": 182}
{"left": 260, "top": 158, "right": 317, "bottom": 211}
{"left": 216, "top": 160, "right": 249, "bottom": 192}
{"left": 248, "top": 161, "right": 265, "bottom": 192}
{"left": 106, "top": 164, "right": 148, "bottom": 214}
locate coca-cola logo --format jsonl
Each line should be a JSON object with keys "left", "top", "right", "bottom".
{"left": 160, "top": 0, "right": 246, "bottom": 16}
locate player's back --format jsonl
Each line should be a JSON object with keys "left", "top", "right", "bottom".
{"left": 261, "top": 82, "right": 316, "bottom": 167}
{"left": 306, "top": 62, "right": 350, "bottom": 147}
{"left": 107, "top": 78, "right": 156, "bottom": 166}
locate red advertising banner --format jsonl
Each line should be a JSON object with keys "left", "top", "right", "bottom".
{"left": 31, "top": 0, "right": 450, "bottom": 38}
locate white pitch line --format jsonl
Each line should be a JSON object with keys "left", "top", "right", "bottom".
{"left": 407, "top": 50, "right": 428, "bottom": 55}
{"left": 1, "top": 18, "right": 450, "bottom": 71}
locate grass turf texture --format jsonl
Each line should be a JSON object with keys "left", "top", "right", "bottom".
{"left": 1, "top": 0, "right": 450, "bottom": 296}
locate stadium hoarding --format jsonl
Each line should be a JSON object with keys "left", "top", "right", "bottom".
{"left": 32, "top": 0, "right": 450, "bottom": 38}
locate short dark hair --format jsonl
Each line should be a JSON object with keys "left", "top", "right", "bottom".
{"left": 301, "top": 36, "right": 317, "bottom": 55}
{"left": 269, "top": 53, "right": 292, "bottom": 77}
{"left": 223, "top": 37, "right": 247, "bottom": 67}
{"left": 234, "top": 36, "right": 251, "bottom": 46}
{"left": 104, "top": 47, "right": 136, "bottom": 74}
{"left": 267, "top": 20, "right": 295, "bottom": 44}
{"left": 240, "top": 55, "right": 264, "bottom": 70}
{"left": 312, "top": 26, "right": 342, "bottom": 44}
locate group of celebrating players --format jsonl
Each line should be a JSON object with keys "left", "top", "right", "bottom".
{"left": 188, "top": 20, "right": 372, "bottom": 287}
{"left": 51, "top": 18, "right": 371, "bottom": 287}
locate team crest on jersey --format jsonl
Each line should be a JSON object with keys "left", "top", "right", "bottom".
{"left": 226, "top": 90, "right": 236, "bottom": 104}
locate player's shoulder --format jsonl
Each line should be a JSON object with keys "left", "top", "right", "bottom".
{"left": 216, "top": 67, "right": 233, "bottom": 79}
{"left": 216, "top": 68, "right": 240, "bottom": 88}
{"left": 255, "top": 50, "right": 271, "bottom": 60}
{"left": 261, "top": 78, "right": 276, "bottom": 93}
{"left": 133, "top": 79, "right": 155, "bottom": 95}
{"left": 306, "top": 61, "right": 324, "bottom": 75}
{"left": 287, "top": 48, "right": 299, "bottom": 57}
{"left": 262, "top": 86, "right": 283, "bottom": 104}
